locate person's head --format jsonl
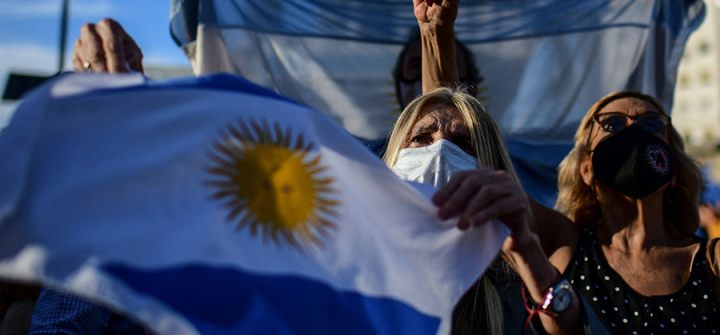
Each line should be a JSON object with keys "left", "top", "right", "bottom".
{"left": 383, "top": 86, "right": 518, "bottom": 182}
{"left": 384, "top": 87, "right": 523, "bottom": 334}
{"left": 383, "top": 87, "right": 526, "bottom": 334}
{"left": 557, "top": 90, "right": 701, "bottom": 238}
{"left": 392, "top": 29, "right": 481, "bottom": 109}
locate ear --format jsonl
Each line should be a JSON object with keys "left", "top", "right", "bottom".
{"left": 580, "top": 154, "right": 594, "bottom": 187}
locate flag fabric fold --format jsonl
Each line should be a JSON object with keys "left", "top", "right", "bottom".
{"left": 0, "top": 73, "right": 508, "bottom": 335}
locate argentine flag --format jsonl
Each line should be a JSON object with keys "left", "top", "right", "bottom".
{"left": 0, "top": 74, "right": 508, "bottom": 334}
{"left": 169, "top": 0, "right": 705, "bottom": 206}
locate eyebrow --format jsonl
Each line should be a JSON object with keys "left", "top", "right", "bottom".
{"left": 410, "top": 124, "right": 438, "bottom": 135}
{"left": 597, "top": 110, "right": 661, "bottom": 115}
{"left": 408, "top": 124, "right": 472, "bottom": 144}
{"left": 451, "top": 126, "right": 471, "bottom": 137}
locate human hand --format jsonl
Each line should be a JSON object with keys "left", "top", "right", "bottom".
{"left": 72, "top": 19, "right": 144, "bottom": 74}
{"left": 431, "top": 168, "right": 532, "bottom": 250}
{"left": 413, "top": 0, "right": 459, "bottom": 30}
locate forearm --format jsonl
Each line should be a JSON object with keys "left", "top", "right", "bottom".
{"left": 505, "top": 232, "right": 584, "bottom": 334}
{"left": 420, "top": 24, "right": 459, "bottom": 94}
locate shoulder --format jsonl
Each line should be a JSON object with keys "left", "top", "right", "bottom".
{"left": 702, "top": 238, "right": 720, "bottom": 303}
{"left": 528, "top": 197, "right": 579, "bottom": 273}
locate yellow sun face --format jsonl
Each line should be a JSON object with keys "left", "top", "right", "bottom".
{"left": 207, "top": 118, "right": 340, "bottom": 250}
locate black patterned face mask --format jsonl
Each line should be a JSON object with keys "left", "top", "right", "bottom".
{"left": 591, "top": 124, "right": 674, "bottom": 199}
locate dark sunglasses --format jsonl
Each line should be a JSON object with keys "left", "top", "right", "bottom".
{"left": 593, "top": 112, "right": 671, "bottom": 133}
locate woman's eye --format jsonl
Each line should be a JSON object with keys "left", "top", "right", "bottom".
{"left": 604, "top": 122, "right": 624, "bottom": 131}
{"left": 411, "top": 135, "right": 428, "bottom": 143}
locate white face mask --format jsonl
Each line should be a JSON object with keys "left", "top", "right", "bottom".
{"left": 392, "top": 139, "right": 478, "bottom": 188}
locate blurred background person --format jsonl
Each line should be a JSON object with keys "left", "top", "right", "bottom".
{"left": 698, "top": 168, "right": 720, "bottom": 239}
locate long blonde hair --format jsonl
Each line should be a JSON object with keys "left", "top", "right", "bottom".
{"left": 382, "top": 87, "right": 519, "bottom": 334}
{"left": 556, "top": 90, "right": 702, "bottom": 238}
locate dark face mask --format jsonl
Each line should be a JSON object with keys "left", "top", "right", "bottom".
{"left": 591, "top": 124, "right": 674, "bottom": 199}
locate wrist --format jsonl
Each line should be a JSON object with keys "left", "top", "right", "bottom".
{"left": 419, "top": 22, "right": 454, "bottom": 36}
{"left": 503, "top": 227, "right": 538, "bottom": 255}
{"left": 522, "top": 271, "right": 562, "bottom": 307}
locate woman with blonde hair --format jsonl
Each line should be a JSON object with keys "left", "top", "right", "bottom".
{"left": 550, "top": 90, "right": 720, "bottom": 333}
{"left": 384, "top": 85, "right": 607, "bottom": 334}
{"left": 384, "top": 85, "right": 520, "bottom": 334}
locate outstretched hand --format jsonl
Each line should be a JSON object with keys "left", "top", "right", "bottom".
{"left": 72, "top": 19, "right": 144, "bottom": 74}
{"left": 432, "top": 168, "right": 533, "bottom": 251}
{"left": 413, "top": 0, "right": 459, "bottom": 29}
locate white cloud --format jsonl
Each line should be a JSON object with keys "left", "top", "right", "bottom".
{"left": 0, "top": 44, "right": 59, "bottom": 104}
{"left": 0, "top": 0, "right": 115, "bottom": 19}
{"left": 0, "top": 44, "right": 59, "bottom": 74}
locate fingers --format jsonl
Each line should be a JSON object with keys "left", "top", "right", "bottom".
{"left": 71, "top": 40, "right": 84, "bottom": 71}
{"left": 435, "top": 169, "right": 502, "bottom": 219}
{"left": 73, "top": 19, "right": 142, "bottom": 74}
{"left": 431, "top": 168, "right": 529, "bottom": 232}
{"left": 123, "top": 33, "right": 144, "bottom": 74}
{"left": 433, "top": 169, "right": 486, "bottom": 207}
{"left": 460, "top": 191, "right": 528, "bottom": 231}
{"left": 456, "top": 181, "right": 517, "bottom": 229}
{"left": 77, "top": 23, "right": 108, "bottom": 72}
{"left": 427, "top": 0, "right": 442, "bottom": 5}
{"left": 95, "top": 19, "right": 127, "bottom": 73}
{"left": 463, "top": 177, "right": 517, "bottom": 219}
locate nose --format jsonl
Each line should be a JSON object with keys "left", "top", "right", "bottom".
{"left": 432, "top": 129, "right": 451, "bottom": 142}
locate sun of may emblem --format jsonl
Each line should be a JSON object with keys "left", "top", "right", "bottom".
{"left": 207, "top": 118, "right": 340, "bottom": 250}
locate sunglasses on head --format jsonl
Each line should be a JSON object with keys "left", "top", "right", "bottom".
{"left": 593, "top": 112, "right": 671, "bottom": 133}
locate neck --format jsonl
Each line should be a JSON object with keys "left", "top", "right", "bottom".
{"left": 596, "top": 185, "right": 672, "bottom": 251}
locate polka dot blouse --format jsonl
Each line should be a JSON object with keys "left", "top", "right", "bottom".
{"left": 563, "top": 227, "right": 719, "bottom": 335}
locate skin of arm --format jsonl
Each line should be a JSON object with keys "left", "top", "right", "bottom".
{"left": 528, "top": 197, "right": 579, "bottom": 273}
{"left": 414, "top": 0, "right": 460, "bottom": 94}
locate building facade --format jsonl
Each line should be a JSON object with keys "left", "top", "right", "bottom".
{"left": 673, "top": 0, "right": 720, "bottom": 148}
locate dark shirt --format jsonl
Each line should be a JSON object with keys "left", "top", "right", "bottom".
{"left": 29, "top": 289, "right": 147, "bottom": 335}
{"left": 564, "top": 226, "right": 720, "bottom": 335}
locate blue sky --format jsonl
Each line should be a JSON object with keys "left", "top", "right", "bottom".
{"left": 0, "top": 0, "right": 191, "bottom": 127}
{"left": 0, "top": 0, "right": 190, "bottom": 73}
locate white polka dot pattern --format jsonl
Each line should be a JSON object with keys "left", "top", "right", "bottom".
{"left": 562, "top": 227, "right": 718, "bottom": 334}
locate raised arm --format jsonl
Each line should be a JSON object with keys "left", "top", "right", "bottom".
{"left": 414, "top": 0, "right": 460, "bottom": 93}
